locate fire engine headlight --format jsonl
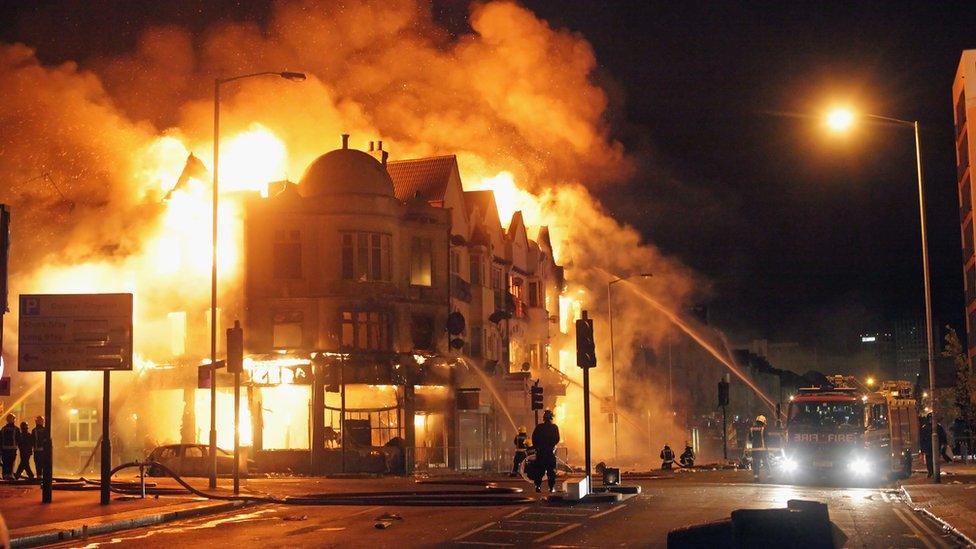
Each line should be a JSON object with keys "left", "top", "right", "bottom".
{"left": 782, "top": 458, "right": 798, "bottom": 473}
{"left": 848, "top": 458, "right": 870, "bottom": 476}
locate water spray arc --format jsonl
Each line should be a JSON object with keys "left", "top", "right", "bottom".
{"left": 596, "top": 268, "right": 778, "bottom": 414}
{"left": 457, "top": 358, "right": 517, "bottom": 431}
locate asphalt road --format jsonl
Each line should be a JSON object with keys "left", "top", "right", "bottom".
{"left": 48, "top": 471, "right": 961, "bottom": 548}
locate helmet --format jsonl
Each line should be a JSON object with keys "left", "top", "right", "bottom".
{"left": 756, "top": 415, "right": 767, "bottom": 424}
{"left": 518, "top": 426, "right": 527, "bottom": 434}
{"left": 685, "top": 440, "right": 692, "bottom": 447}
{"left": 543, "top": 410, "right": 554, "bottom": 421}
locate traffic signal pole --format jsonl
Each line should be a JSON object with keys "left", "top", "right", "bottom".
{"left": 576, "top": 310, "right": 597, "bottom": 492}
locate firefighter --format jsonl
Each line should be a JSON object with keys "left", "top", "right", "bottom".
{"left": 14, "top": 422, "right": 34, "bottom": 480}
{"left": 679, "top": 441, "right": 695, "bottom": 467}
{"left": 660, "top": 444, "right": 675, "bottom": 470}
{"left": 32, "top": 416, "right": 50, "bottom": 482}
{"left": 920, "top": 415, "right": 934, "bottom": 477}
{"left": 531, "top": 410, "right": 560, "bottom": 493}
{"left": 749, "top": 415, "right": 768, "bottom": 481}
{"left": 0, "top": 415, "right": 17, "bottom": 480}
{"left": 511, "top": 426, "right": 529, "bottom": 477}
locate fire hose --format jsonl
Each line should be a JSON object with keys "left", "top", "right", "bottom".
{"left": 53, "top": 461, "right": 534, "bottom": 506}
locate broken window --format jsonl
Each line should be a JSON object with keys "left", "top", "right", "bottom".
{"left": 341, "top": 232, "right": 391, "bottom": 281}
{"left": 273, "top": 311, "right": 303, "bottom": 349}
{"left": 341, "top": 311, "right": 391, "bottom": 351}
{"left": 273, "top": 229, "right": 302, "bottom": 279}
{"left": 411, "top": 314, "right": 435, "bottom": 350}
{"left": 410, "top": 237, "right": 433, "bottom": 286}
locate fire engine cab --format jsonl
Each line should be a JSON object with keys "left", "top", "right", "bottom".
{"left": 778, "top": 376, "right": 918, "bottom": 483}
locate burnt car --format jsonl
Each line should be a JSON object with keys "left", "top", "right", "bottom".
{"left": 146, "top": 444, "right": 250, "bottom": 478}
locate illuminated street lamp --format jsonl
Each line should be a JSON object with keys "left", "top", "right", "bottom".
{"left": 210, "top": 70, "right": 306, "bottom": 489}
{"left": 865, "top": 376, "right": 875, "bottom": 388}
{"left": 824, "top": 106, "right": 940, "bottom": 483}
{"left": 607, "top": 273, "right": 653, "bottom": 461}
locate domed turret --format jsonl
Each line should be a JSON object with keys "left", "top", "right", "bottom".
{"left": 300, "top": 137, "right": 394, "bottom": 198}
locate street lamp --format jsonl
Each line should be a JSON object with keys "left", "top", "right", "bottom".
{"left": 824, "top": 106, "right": 940, "bottom": 483}
{"left": 865, "top": 376, "right": 875, "bottom": 388}
{"left": 607, "top": 272, "right": 653, "bottom": 461}
{"left": 209, "top": 70, "right": 306, "bottom": 489}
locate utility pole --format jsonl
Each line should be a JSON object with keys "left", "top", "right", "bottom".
{"left": 719, "top": 374, "right": 730, "bottom": 461}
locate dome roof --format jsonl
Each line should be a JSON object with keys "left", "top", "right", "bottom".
{"left": 299, "top": 148, "right": 395, "bottom": 198}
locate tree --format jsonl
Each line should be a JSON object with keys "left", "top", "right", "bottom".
{"left": 941, "top": 326, "right": 976, "bottom": 426}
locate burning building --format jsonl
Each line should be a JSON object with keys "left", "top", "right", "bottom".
{"left": 239, "top": 137, "right": 566, "bottom": 473}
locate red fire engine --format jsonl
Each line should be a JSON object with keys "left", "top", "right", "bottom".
{"left": 777, "top": 376, "right": 918, "bottom": 482}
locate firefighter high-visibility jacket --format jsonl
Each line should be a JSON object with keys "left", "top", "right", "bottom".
{"left": 0, "top": 423, "right": 17, "bottom": 450}
{"left": 514, "top": 433, "right": 528, "bottom": 454}
{"left": 749, "top": 424, "right": 767, "bottom": 451}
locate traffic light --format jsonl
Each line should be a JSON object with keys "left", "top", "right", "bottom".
{"left": 226, "top": 320, "right": 244, "bottom": 374}
{"left": 575, "top": 311, "right": 596, "bottom": 368}
{"left": 531, "top": 384, "right": 544, "bottom": 410}
{"left": 718, "top": 378, "right": 730, "bottom": 407}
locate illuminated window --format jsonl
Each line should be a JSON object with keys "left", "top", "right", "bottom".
{"left": 167, "top": 311, "right": 187, "bottom": 356}
{"left": 341, "top": 232, "right": 391, "bottom": 281}
{"left": 273, "top": 311, "right": 303, "bottom": 349}
{"left": 273, "top": 230, "right": 302, "bottom": 279}
{"left": 410, "top": 237, "right": 433, "bottom": 286}
{"left": 68, "top": 408, "right": 98, "bottom": 447}
{"left": 341, "top": 311, "right": 391, "bottom": 351}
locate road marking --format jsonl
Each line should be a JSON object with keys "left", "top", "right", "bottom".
{"left": 488, "top": 528, "right": 551, "bottom": 534}
{"left": 893, "top": 507, "right": 939, "bottom": 549}
{"left": 454, "top": 521, "right": 497, "bottom": 541}
{"left": 503, "top": 506, "right": 529, "bottom": 519}
{"left": 454, "top": 542, "right": 512, "bottom": 547}
{"left": 589, "top": 504, "right": 627, "bottom": 519}
{"left": 504, "top": 519, "right": 568, "bottom": 525}
{"left": 901, "top": 508, "right": 952, "bottom": 549}
{"left": 534, "top": 523, "right": 581, "bottom": 543}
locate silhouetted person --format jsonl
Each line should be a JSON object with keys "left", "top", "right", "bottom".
{"left": 660, "top": 444, "right": 675, "bottom": 470}
{"left": 0, "top": 415, "right": 17, "bottom": 480}
{"left": 749, "top": 415, "right": 768, "bottom": 481}
{"left": 938, "top": 421, "right": 952, "bottom": 463}
{"left": 920, "top": 416, "right": 934, "bottom": 477}
{"left": 679, "top": 441, "right": 695, "bottom": 467}
{"left": 511, "top": 426, "right": 528, "bottom": 477}
{"left": 531, "top": 410, "right": 560, "bottom": 493}
{"left": 32, "top": 416, "right": 50, "bottom": 482}
{"left": 14, "top": 422, "right": 34, "bottom": 480}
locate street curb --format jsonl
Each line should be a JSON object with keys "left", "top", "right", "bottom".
{"left": 900, "top": 486, "right": 976, "bottom": 547}
{"left": 10, "top": 499, "right": 258, "bottom": 548}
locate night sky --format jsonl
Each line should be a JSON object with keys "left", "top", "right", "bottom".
{"left": 3, "top": 1, "right": 975, "bottom": 359}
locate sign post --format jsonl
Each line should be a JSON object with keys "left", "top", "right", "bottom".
{"left": 18, "top": 293, "right": 133, "bottom": 505}
{"left": 576, "top": 310, "right": 597, "bottom": 494}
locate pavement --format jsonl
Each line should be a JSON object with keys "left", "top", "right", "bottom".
{"left": 900, "top": 460, "right": 976, "bottom": 545}
{"left": 11, "top": 468, "right": 963, "bottom": 548}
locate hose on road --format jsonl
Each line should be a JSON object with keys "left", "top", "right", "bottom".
{"left": 85, "top": 461, "right": 534, "bottom": 506}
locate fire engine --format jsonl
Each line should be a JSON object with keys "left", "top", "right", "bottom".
{"left": 776, "top": 376, "right": 918, "bottom": 482}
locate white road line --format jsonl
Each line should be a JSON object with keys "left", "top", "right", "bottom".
{"left": 893, "top": 507, "right": 939, "bottom": 549}
{"left": 503, "top": 506, "right": 529, "bottom": 519}
{"left": 454, "top": 541, "right": 512, "bottom": 547}
{"left": 504, "top": 519, "right": 568, "bottom": 525}
{"left": 901, "top": 508, "right": 952, "bottom": 549}
{"left": 488, "top": 528, "right": 551, "bottom": 534}
{"left": 453, "top": 521, "right": 498, "bottom": 541}
{"left": 534, "top": 523, "right": 582, "bottom": 543}
{"left": 589, "top": 504, "right": 627, "bottom": 519}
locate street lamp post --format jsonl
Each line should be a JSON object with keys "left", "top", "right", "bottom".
{"left": 826, "top": 109, "right": 940, "bottom": 483}
{"left": 210, "top": 70, "right": 306, "bottom": 489}
{"left": 607, "top": 273, "right": 653, "bottom": 461}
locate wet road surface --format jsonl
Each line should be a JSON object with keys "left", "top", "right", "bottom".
{"left": 49, "top": 471, "right": 962, "bottom": 548}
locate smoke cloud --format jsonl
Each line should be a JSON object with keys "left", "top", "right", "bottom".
{"left": 0, "top": 0, "right": 703, "bottom": 465}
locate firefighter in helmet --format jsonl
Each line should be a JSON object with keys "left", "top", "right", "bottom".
{"left": 660, "top": 443, "right": 675, "bottom": 470}
{"left": 749, "top": 415, "right": 768, "bottom": 481}
{"left": 511, "top": 426, "right": 529, "bottom": 477}
{"left": 679, "top": 441, "right": 695, "bottom": 467}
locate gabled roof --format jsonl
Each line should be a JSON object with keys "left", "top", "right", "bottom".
{"left": 386, "top": 155, "right": 458, "bottom": 203}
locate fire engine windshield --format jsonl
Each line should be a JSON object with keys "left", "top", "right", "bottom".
{"left": 788, "top": 401, "right": 864, "bottom": 429}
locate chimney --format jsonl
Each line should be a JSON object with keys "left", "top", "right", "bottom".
{"left": 369, "top": 141, "right": 374, "bottom": 151}
{"left": 381, "top": 150, "right": 389, "bottom": 166}
{"left": 341, "top": 134, "right": 349, "bottom": 149}
{"left": 377, "top": 140, "right": 383, "bottom": 151}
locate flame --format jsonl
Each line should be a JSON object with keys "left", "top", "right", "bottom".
{"left": 215, "top": 124, "right": 288, "bottom": 197}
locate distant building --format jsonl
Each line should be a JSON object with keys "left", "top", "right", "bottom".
{"left": 857, "top": 332, "right": 896, "bottom": 380}
{"left": 954, "top": 51, "right": 976, "bottom": 371}
{"left": 747, "top": 339, "right": 817, "bottom": 375}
